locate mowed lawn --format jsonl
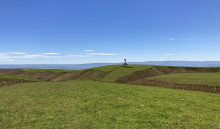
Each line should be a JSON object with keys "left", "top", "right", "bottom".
{"left": 150, "top": 72, "right": 220, "bottom": 86}
{"left": 0, "top": 81, "right": 220, "bottom": 128}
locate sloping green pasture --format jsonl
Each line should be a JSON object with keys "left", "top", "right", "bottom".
{"left": 150, "top": 72, "right": 220, "bottom": 86}
{"left": 23, "top": 69, "right": 75, "bottom": 74}
{"left": 0, "top": 81, "right": 219, "bottom": 128}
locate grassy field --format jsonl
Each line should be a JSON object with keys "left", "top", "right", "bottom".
{"left": 23, "top": 69, "right": 75, "bottom": 74}
{"left": 92, "top": 65, "right": 153, "bottom": 82}
{"left": 150, "top": 72, "right": 220, "bottom": 86}
{"left": 1, "top": 80, "right": 219, "bottom": 128}
{"left": 0, "top": 75, "right": 42, "bottom": 82}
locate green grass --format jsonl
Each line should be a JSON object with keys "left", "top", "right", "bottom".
{"left": 0, "top": 75, "right": 42, "bottom": 82}
{"left": 93, "top": 65, "right": 153, "bottom": 82}
{"left": 92, "top": 65, "right": 123, "bottom": 72}
{"left": 150, "top": 72, "right": 220, "bottom": 86}
{"left": 24, "top": 69, "right": 75, "bottom": 74}
{"left": 1, "top": 80, "right": 219, "bottom": 128}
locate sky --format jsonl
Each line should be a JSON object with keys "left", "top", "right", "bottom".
{"left": 0, "top": 0, "right": 220, "bottom": 64}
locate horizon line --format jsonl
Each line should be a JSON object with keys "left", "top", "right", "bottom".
{"left": 1, "top": 60, "right": 220, "bottom": 65}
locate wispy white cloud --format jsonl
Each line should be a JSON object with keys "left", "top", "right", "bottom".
{"left": 169, "top": 38, "right": 175, "bottom": 41}
{"left": 0, "top": 58, "right": 14, "bottom": 62}
{"left": 0, "top": 51, "right": 120, "bottom": 62}
{"left": 11, "top": 52, "right": 27, "bottom": 55}
{"left": 66, "top": 52, "right": 119, "bottom": 58}
{"left": 0, "top": 52, "right": 62, "bottom": 61}
{"left": 89, "top": 53, "right": 119, "bottom": 56}
{"left": 21, "top": 54, "right": 44, "bottom": 58}
{"left": 43, "top": 53, "right": 59, "bottom": 55}
{"left": 65, "top": 55, "right": 86, "bottom": 58}
{"left": 163, "top": 54, "right": 173, "bottom": 56}
{"left": 0, "top": 53, "right": 11, "bottom": 60}
{"left": 8, "top": 54, "right": 62, "bottom": 59}
{"left": 83, "top": 50, "right": 94, "bottom": 52}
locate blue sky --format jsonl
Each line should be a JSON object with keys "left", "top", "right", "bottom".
{"left": 0, "top": 0, "right": 220, "bottom": 64}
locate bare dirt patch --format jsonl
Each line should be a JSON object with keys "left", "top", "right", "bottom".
{"left": 0, "top": 80, "right": 36, "bottom": 87}
{"left": 130, "top": 79, "right": 220, "bottom": 94}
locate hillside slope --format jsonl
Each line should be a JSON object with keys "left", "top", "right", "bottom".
{"left": 22, "top": 65, "right": 154, "bottom": 82}
{"left": 1, "top": 65, "right": 220, "bottom": 93}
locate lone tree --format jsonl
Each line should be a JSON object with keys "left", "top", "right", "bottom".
{"left": 123, "top": 58, "right": 128, "bottom": 65}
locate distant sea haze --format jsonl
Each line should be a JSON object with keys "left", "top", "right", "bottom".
{"left": 0, "top": 61, "right": 220, "bottom": 69}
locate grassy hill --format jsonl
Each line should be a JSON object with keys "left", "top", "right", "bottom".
{"left": 1, "top": 65, "right": 220, "bottom": 93}
{"left": 23, "top": 69, "right": 74, "bottom": 74}
{"left": 1, "top": 80, "right": 220, "bottom": 128}
{"left": 49, "top": 65, "right": 154, "bottom": 82}
{"left": 7, "top": 65, "right": 220, "bottom": 85}
{"left": 92, "top": 65, "right": 153, "bottom": 82}
{"left": 149, "top": 72, "right": 220, "bottom": 86}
